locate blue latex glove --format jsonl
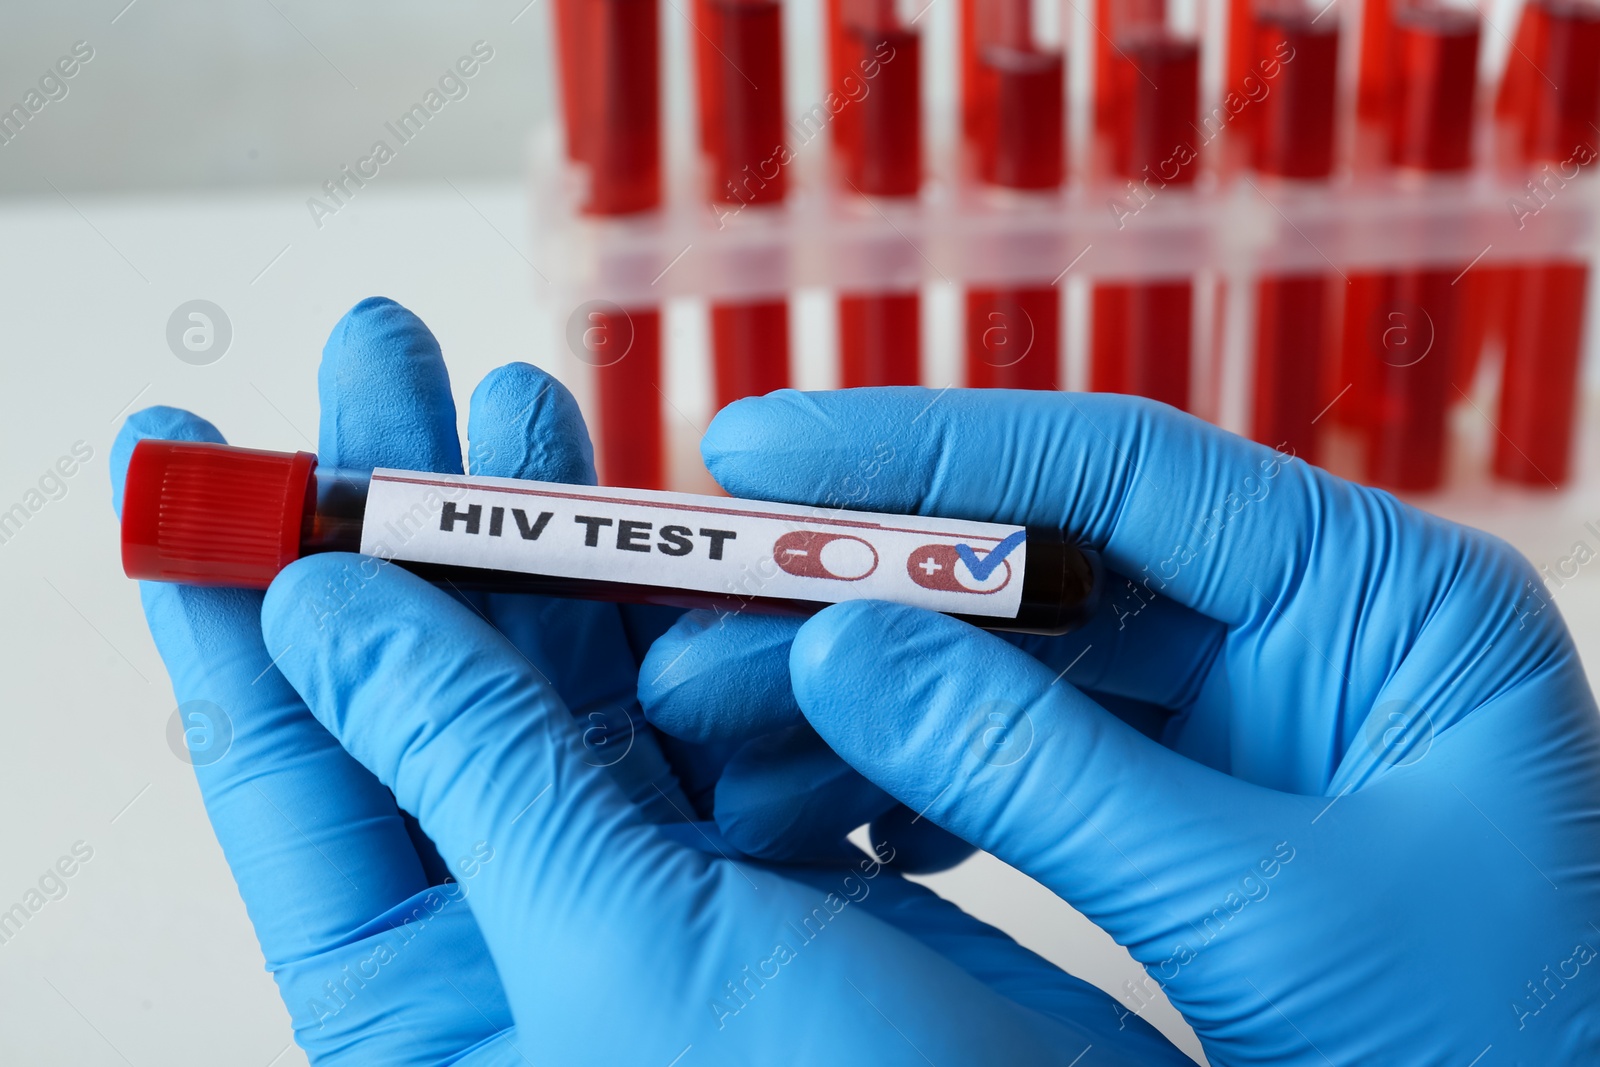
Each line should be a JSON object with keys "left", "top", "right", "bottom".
{"left": 113, "top": 299, "right": 1193, "bottom": 1064}
{"left": 649, "top": 387, "right": 1600, "bottom": 1065}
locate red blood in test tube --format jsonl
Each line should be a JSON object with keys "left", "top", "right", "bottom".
{"left": 1521, "top": 1, "right": 1600, "bottom": 163}
{"left": 961, "top": 0, "right": 984, "bottom": 146}
{"left": 1336, "top": 273, "right": 1384, "bottom": 431}
{"left": 1091, "top": 31, "right": 1200, "bottom": 411}
{"left": 553, "top": 0, "right": 590, "bottom": 164}
{"left": 698, "top": 0, "right": 790, "bottom": 412}
{"left": 1252, "top": 9, "right": 1339, "bottom": 179}
{"left": 552, "top": 0, "right": 665, "bottom": 487}
{"left": 1249, "top": 7, "right": 1338, "bottom": 464}
{"left": 711, "top": 302, "right": 789, "bottom": 409}
{"left": 1091, "top": 283, "right": 1193, "bottom": 408}
{"left": 1094, "top": 0, "right": 1165, "bottom": 150}
{"left": 846, "top": 25, "right": 922, "bottom": 196}
{"left": 1496, "top": 2, "right": 1546, "bottom": 126}
{"left": 965, "top": 10, "right": 1064, "bottom": 393}
{"left": 1108, "top": 32, "right": 1200, "bottom": 185}
{"left": 829, "top": 0, "right": 859, "bottom": 165}
{"left": 840, "top": 293, "right": 920, "bottom": 387}
{"left": 1457, "top": 263, "right": 1507, "bottom": 388}
{"left": 1254, "top": 274, "right": 1337, "bottom": 458}
{"left": 592, "top": 308, "right": 664, "bottom": 489}
{"left": 1479, "top": 0, "right": 1538, "bottom": 389}
{"left": 1497, "top": 263, "right": 1588, "bottom": 487}
{"left": 704, "top": 0, "right": 787, "bottom": 206}
{"left": 1225, "top": 0, "right": 1255, "bottom": 103}
{"left": 1355, "top": 6, "right": 1480, "bottom": 492}
{"left": 964, "top": 0, "right": 1035, "bottom": 155}
{"left": 1390, "top": 6, "right": 1479, "bottom": 172}
{"left": 575, "top": 0, "right": 661, "bottom": 216}
{"left": 1357, "top": 0, "right": 1396, "bottom": 124}
{"left": 967, "top": 289, "right": 1060, "bottom": 389}
{"left": 1495, "top": 0, "right": 1600, "bottom": 488}
{"left": 978, "top": 46, "right": 1065, "bottom": 189}
{"left": 837, "top": 3, "right": 924, "bottom": 386}
{"left": 1364, "top": 269, "right": 1461, "bottom": 490}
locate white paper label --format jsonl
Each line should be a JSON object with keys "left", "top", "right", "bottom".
{"left": 359, "top": 470, "right": 1029, "bottom": 619}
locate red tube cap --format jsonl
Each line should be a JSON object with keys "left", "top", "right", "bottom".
{"left": 122, "top": 440, "right": 317, "bottom": 589}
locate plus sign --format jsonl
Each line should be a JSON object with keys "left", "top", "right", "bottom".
{"left": 919, "top": 557, "right": 943, "bottom": 576}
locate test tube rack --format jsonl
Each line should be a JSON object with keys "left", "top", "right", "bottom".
{"left": 528, "top": 0, "right": 1600, "bottom": 491}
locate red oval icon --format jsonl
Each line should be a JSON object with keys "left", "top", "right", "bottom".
{"left": 906, "top": 544, "right": 1013, "bottom": 594}
{"left": 774, "top": 531, "right": 879, "bottom": 581}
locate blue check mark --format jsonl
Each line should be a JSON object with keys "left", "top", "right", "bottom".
{"left": 954, "top": 531, "right": 1026, "bottom": 582}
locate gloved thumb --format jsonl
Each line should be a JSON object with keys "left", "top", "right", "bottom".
{"left": 790, "top": 602, "right": 1295, "bottom": 956}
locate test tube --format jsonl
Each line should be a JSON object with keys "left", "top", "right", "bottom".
{"left": 1357, "top": 0, "right": 1397, "bottom": 126}
{"left": 1462, "top": 0, "right": 1551, "bottom": 394}
{"left": 554, "top": 0, "right": 666, "bottom": 488}
{"left": 1362, "top": 1, "right": 1480, "bottom": 491}
{"left": 1091, "top": 1, "right": 1202, "bottom": 410}
{"left": 834, "top": 0, "right": 925, "bottom": 387}
{"left": 1495, "top": 0, "right": 1600, "bottom": 488}
{"left": 964, "top": 0, "right": 1067, "bottom": 390}
{"left": 121, "top": 440, "right": 1104, "bottom": 636}
{"left": 1248, "top": 0, "right": 1340, "bottom": 463}
{"left": 695, "top": 0, "right": 791, "bottom": 411}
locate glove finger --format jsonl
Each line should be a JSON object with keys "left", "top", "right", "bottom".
{"left": 466, "top": 362, "right": 690, "bottom": 822}
{"left": 318, "top": 296, "right": 463, "bottom": 475}
{"left": 318, "top": 296, "right": 469, "bottom": 881}
{"left": 790, "top": 600, "right": 1299, "bottom": 965}
{"left": 642, "top": 579, "right": 1224, "bottom": 747}
{"left": 713, "top": 724, "right": 897, "bottom": 863}
{"left": 702, "top": 388, "right": 1343, "bottom": 630}
{"left": 639, "top": 611, "right": 805, "bottom": 742}
{"left": 1012, "top": 572, "right": 1227, "bottom": 712}
{"left": 264, "top": 556, "right": 1120, "bottom": 1063}
{"left": 113, "top": 410, "right": 437, "bottom": 970}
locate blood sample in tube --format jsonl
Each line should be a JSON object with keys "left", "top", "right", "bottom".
{"left": 591, "top": 307, "right": 665, "bottom": 491}
{"left": 1091, "top": 20, "right": 1201, "bottom": 411}
{"left": 965, "top": 0, "right": 1065, "bottom": 391}
{"left": 1361, "top": 3, "right": 1480, "bottom": 492}
{"left": 1357, "top": 0, "right": 1397, "bottom": 125}
{"left": 1225, "top": 0, "right": 1256, "bottom": 142}
{"left": 574, "top": 1, "right": 661, "bottom": 217}
{"left": 696, "top": 0, "right": 790, "bottom": 412}
{"left": 1094, "top": 0, "right": 1164, "bottom": 151}
{"left": 1495, "top": 0, "right": 1600, "bottom": 488}
{"left": 836, "top": 0, "right": 925, "bottom": 386}
{"left": 555, "top": 0, "right": 666, "bottom": 488}
{"left": 121, "top": 440, "right": 1104, "bottom": 636}
{"left": 1249, "top": 2, "right": 1340, "bottom": 464}
{"left": 840, "top": 295, "right": 920, "bottom": 387}
{"left": 1495, "top": 1, "right": 1547, "bottom": 128}
{"left": 841, "top": 1, "right": 921, "bottom": 196}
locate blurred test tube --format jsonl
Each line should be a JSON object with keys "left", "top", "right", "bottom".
{"left": 1494, "top": 0, "right": 1600, "bottom": 488}
{"left": 1091, "top": 0, "right": 1202, "bottom": 410}
{"left": 1248, "top": 0, "right": 1340, "bottom": 463}
{"left": 1363, "top": 0, "right": 1481, "bottom": 491}
{"left": 695, "top": 0, "right": 791, "bottom": 411}
{"left": 963, "top": 0, "right": 1067, "bottom": 389}
{"left": 554, "top": 0, "right": 666, "bottom": 487}
{"left": 1357, "top": 0, "right": 1397, "bottom": 127}
{"left": 833, "top": 0, "right": 925, "bottom": 387}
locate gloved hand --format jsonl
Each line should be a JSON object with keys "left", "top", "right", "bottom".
{"left": 646, "top": 387, "right": 1600, "bottom": 1066}
{"left": 113, "top": 298, "right": 1194, "bottom": 1065}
